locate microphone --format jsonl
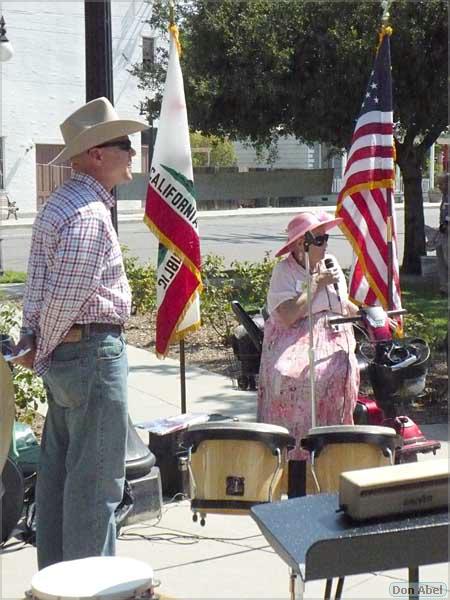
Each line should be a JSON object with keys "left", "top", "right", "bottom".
{"left": 324, "top": 257, "right": 341, "bottom": 300}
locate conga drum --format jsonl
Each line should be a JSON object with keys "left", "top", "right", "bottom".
{"left": 183, "top": 422, "right": 294, "bottom": 523}
{"left": 30, "top": 556, "right": 155, "bottom": 600}
{"left": 301, "top": 425, "right": 397, "bottom": 494}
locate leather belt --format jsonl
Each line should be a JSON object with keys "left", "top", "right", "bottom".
{"left": 61, "top": 323, "right": 123, "bottom": 344}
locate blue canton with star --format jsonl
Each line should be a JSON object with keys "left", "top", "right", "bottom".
{"left": 359, "top": 34, "right": 393, "bottom": 116}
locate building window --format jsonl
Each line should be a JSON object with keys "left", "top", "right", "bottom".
{"left": 0, "top": 137, "right": 5, "bottom": 190}
{"left": 142, "top": 36, "right": 155, "bottom": 69}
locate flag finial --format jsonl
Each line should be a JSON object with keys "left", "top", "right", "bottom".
{"left": 379, "top": 0, "right": 393, "bottom": 43}
{"left": 381, "top": 0, "right": 392, "bottom": 26}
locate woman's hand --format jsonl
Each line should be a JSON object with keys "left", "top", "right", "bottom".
{"left": 343, "top": 300, "right": 360, "bottom": 317}
{"left": 314, "top": 266, "right": 339, "bottom": 290}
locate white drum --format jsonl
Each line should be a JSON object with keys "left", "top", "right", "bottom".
{"left": 31, "top": 556, "right": 154, "bottom": 600}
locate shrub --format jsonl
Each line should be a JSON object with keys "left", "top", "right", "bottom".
{"left": 0, "top": 303, "right": 47, "bottom": 422}
{"left": 122, "top": 246, "right": 157, "bottom": 315}
{"left": 200, "top": 253, "right": 277, "bottom": 342}
{"left": 200, "top": 254, "right": 235, "bottom": 342}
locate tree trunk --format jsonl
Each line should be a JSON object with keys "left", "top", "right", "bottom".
{"left": 396, "top": 147, "right": 426, "bottom": 275}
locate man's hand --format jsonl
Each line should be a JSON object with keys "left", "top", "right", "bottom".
{"left": 10, "top": 335, "right": 36, "bottom": 370}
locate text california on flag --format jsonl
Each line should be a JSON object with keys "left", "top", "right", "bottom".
{"left": 145, "top": 163, "right": 201, "bottom": 278}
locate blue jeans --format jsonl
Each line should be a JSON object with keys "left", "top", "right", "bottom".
{"left": 36, "top": 331, "right": 128, "bottom": 569}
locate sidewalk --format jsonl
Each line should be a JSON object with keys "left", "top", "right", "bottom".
{"left": 1, "top": 343, "right": 448, "bottom": 599}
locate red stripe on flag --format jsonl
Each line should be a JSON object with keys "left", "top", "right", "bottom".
{"left": 340, "top": 169, "right": 394, "bottom": 194}
{"left": 351, "top": 191, "right": 388, "bottom": 262}
{"left": 339, "top": 205, "right": 387, "bottom": 300}
{"left": 155, "top": 264, "right": 199, "bottom": 355}
{"left": 370, "top": 187, "right": 389, "bottom": 221}
{"left": 344, "top": 145, "right": 394, "bottom": 173}
{"left": 351, "top": 122, "right": 393, "bottom": 144}
{"left": 146, "top": 185, "right": 201, "bottom": 270}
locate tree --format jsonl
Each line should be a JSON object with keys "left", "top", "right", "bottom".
{"left": 132, "top": 0, "right": 448, "bottom": 273}
{"left": 190, "top": 132, "right": 237, "bottom": 167}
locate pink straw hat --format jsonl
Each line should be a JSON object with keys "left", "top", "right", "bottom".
{"left": 275, "top": 211, "right": 343, "bottom": 257}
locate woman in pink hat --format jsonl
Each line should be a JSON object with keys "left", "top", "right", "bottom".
{"left": 257, "top": 211, "right": 360, "bottom": 466}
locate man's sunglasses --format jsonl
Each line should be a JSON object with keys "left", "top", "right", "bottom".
{"left": 311, "top": 234, "right": 329, "bottom": 246}
{"left": 96, "top": 139, "right": 133, "bottom": 152}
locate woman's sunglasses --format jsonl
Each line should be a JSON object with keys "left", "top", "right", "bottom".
{"left": 311, "top": 234, "right": 329, "bottom": 246}
{"left": 96, "top": 139, "right": 133, "bottom": 152}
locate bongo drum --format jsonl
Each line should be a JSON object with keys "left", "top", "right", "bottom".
{"left": 301, "top": 425, "right": 397, "bottom": 494}
{"left": 30, "top": 556, "right": 155, "bottom": 600}
{"left": 183, "top": 422, "right": 294, "bottom": 523}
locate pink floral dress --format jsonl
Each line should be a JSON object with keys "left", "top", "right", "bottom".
{"left": 257, "top": 254, "right": 359, "bottom": 460}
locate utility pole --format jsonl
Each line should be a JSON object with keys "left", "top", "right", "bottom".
{"left": 84, "top": 0, "right": 118, "bottom": 232}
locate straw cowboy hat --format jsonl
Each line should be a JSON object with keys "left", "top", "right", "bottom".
{"left": 275, "top": 211, "right": 343, "bottom": 257}
{"left": 50, "top": 97, "right": 148, "bottom": 164}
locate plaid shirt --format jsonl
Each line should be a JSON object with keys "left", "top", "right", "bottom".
{"left": 23, "top": 172, "right": 132, "bottom": 375}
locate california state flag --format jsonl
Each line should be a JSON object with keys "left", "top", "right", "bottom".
{"left": 144, "top": 25, "right": 202, "bottom": 357}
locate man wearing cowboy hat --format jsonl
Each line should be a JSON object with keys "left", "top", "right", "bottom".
{"left": 12, "top": 97, "right": 148, "bottom": 569}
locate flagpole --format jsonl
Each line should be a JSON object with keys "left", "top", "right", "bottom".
{"left": 382, "top": 0, "right": 394, "bottom": 311}
{"left": 387, "top": 194, "right": 394, "bottom": 311}
{"left": 168, "top": 0, "right": 188, "bottom": 414}
{"left": 304, "top": 234, "right": 316, "bottom": 428}
{"left": 180, "top": 339, "right": 187, "bottom": 414}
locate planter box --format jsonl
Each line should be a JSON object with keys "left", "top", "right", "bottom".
{"left": 428, "top": 190, "right": 442, "bottom": 203}
{"left": 420, "top": 255, "right": 438, "bottom": 277}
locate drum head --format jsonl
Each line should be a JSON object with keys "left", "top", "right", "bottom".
{"left": 306, "top": 425, "right": 397, "bottom": 438}
{"left": 184, "top": 421, "right": 295, "bottom": 452}
{"left": 31, "top": 556, "right": 154, "bottom": 600}
{"left": 301, "top": 424, "right": 398, "bottom": 455}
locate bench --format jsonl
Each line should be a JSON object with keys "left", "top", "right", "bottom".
{"left": 0, "top": 191, "right": 19, "bottom": 221}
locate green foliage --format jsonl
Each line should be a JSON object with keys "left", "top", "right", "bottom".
{"left": 0, "top": 271, "right": 27, "bottom": 284}
{"left": 122, "top": 246, "right": 157, "bottom": 315}
{"left": 0, "top": 303, "right": 47, "bottom": 421}
{"left": 133, "top": 0, "right": 447, "bottom": 273}
{"left": 200, "top": 253, "right": 277, "bottom": 341}
{"left": 190, "top": 131, "right": 236, "bottom": 167}
{"left": 200, "top": 254, "right": 235, "bottom": 341}
{"left": 135, "top": 0, "right": 446, "bottom": 149}
{"left": 401, "top": 281, "right": 448, "bottom": 349}
{"left": 230, "top": 252, "right": 277, "bottom": 311}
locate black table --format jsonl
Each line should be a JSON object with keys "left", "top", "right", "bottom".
{"left": 251, "top": 494, "right": 449, "bottom": 600}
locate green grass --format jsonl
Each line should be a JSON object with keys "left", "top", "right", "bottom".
{"left": 401, "top": 279, "right": 448, "bottom": 347}
{"left": 0, "top": 271, "right": 27, "bottom": 284}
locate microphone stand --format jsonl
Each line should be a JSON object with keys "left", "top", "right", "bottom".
{"left": 304, "top": 232, "right": 316, "bottom": 428}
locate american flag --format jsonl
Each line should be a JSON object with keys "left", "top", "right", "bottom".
{"left": 336, "top": 28, "right": 401, "bottom": 311}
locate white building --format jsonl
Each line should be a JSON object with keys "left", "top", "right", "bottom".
{"left": 234, "top": 137, "right": 345, "bottom": 186}
{"left": 0, "top": 1, "right": 153, "bottom": 215}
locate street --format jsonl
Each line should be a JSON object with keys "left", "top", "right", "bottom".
{"left": 0, "top": 205, "right": 440, "bottom": 273}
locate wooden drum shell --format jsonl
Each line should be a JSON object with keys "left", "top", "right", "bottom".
{"left": 301, "top": 425, "right": 398, "bottom": 494}
{"left": 184, "top": 422, "right": 294, "bottom": 515}
{"left": 190, "top": 439, "right": 287, "bottom": 514}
